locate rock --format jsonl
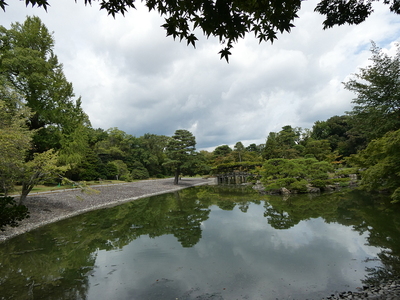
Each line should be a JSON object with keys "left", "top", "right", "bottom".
{"left": 252, "top": 183, "right": 265, "bottom": 192}
{"left": 280, "top": 187, "right": 291, "bottom": 194}
{"left": 349, "top": 174, "right": 358, "bottom": 181}
{"left": 307, "top": 186, "right": 321, "bottom": 193}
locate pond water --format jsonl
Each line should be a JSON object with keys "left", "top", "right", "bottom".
{"left": 1, "top": 186, "right": 400, "bottom": 300}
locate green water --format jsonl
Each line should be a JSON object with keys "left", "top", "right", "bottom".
{"left": 1, "top": 186, "right": 400, "bottom": 300}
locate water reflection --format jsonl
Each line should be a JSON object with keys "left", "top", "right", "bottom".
{"left": 1, "top": 186, "right": 400, "bottom": 299}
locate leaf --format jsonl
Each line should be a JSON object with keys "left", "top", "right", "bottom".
{"left": 219, "top": 47, "right": 231, "bottom": 63}
{"left": 0, "top": 0, "right": 8, "bottom": 11}
{"left": 186, "top": 33, "right": 198, "bottom": 48}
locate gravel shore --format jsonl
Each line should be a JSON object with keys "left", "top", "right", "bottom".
{"left": 0, "top": 177, "right": 211, "bottom": 242}
{"left": 322, "top": 279, "right": 400, "bottom": 299}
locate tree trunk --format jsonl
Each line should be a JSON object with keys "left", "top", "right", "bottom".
{"left": 19, "top": 183, "right": 32, "bottom": 205}
{"left": 174, "top": 167, "right": 180, "bottom": 185}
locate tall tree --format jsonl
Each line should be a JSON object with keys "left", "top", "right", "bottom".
{"left": 233, "top": 141, "right": 245, "bottom": 162}
{"left": 311, "top": 115, "right": 362, "bottom": 157}
{"left": 95, "top": 127, "right": 134, "bottom": 161}
{"left": 5, "top": 0, "right": 399, "bottom": 61}
{"left": 263, "top": 126, "right": 302, "bottom": 159}
{"left": 0, "top": 16, "right": 90, "bottom": 161}
{"left": 349, "top": 129, "right": 400, "bottom": 203}
{"left": 212, "top": 144, "right": 234, "bottom": 165}
{"left": 164, "top": 129, "right": 196, "bottom": 185}
{"left": 136, "top": 133, "right": 169, "bottom": 176}
{"left": 344, "top": 42, "right": 400, "bottom": 141}
{"left": 213, "top": 145, "right": 232, "bottom": 157}
{"left": 303, "top": 139, "right": 332, "bottom": 161}
{"left": 0, "top": 95, "right": 32, "bottom": 196}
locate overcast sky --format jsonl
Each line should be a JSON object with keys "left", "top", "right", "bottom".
{"left": 1, "top": 1, "right": 400, "bottom": 150}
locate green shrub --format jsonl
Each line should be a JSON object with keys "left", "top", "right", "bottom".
{"left": 130, "top": 161, "right": 149, "bottom": 180}
{"left": 289, "top": 179, "right": 308, "bottom": 193}
{"left": 261, "top": 158, "right": 334, "bottom": 192}
{"left": 311, "top": 179, "right": 328, "bottom": 188}
{"left": 131, "top": 168, "right": 150, "bottom": 179}
{"left": 264, "top": 182, "right": 281, "bottom": 191}
{"left": 331, "top": 177, "right": 351, "bottom": 184}
{"left": 339, "top": 181, "right": 350, "bottom": 187}
{"left": 335, "top": 167, "right": 359, "bottom": 176}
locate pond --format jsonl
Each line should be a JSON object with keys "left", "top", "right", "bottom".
{"left": 1, "top": 186, "right": 400, "bottom": 300}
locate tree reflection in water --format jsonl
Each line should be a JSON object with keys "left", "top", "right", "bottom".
{"left": 0, "top": 186, "right": 400, "bottom": 299}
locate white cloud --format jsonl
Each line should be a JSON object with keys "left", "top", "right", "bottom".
{"left": 1, "top": 0, "right": 400, "bottom": 149}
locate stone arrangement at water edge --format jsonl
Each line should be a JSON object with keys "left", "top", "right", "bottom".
{"left": 322, "top": 279, "right": 400, "bottom": 299}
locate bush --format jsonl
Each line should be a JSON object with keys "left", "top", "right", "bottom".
{"left": 289, "top": 179, "right": 308, "bottom": 193}
{"left": 0, "top": 196, "right": 30, "bottom": 231}
{"left": 261, "top": 158, "right": 334, "bottom": 192}
{"left": 264, "top": 178, "right": 296, "bottom": 191}
{"left": 131, "top": 161, "right": 150, "bottom": 180}
{"left": 335, "top": 167, "right": 359, "bottom": 177}
{"left": 131, "top": 168, "right": 150, "bottom": 179}
{"left": 264, "top": 182, "right": 281, "bottom": 191}
{"left": 311, "top": 179, "right": 328, "bottom": 188}
{"left": 331, "top": 178, "right": 351, "bottom": 184}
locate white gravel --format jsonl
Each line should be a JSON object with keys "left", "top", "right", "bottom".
{"left": 0, "top": 178, "right": 211, "bottom": 242}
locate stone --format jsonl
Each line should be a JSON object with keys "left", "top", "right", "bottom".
{"left": 307, "top": 187, "right": 321, "bottom": 193}
{"left": 280, "top": 187, "right": 291, "bottom": 194}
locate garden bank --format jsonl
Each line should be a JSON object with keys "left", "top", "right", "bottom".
{"left": 0, "top": 178, "right": 211, "bottom": 242}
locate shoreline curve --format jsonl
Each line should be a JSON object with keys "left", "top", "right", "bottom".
{"left": 1, "top": 178, "right": 211, "bottom": 243}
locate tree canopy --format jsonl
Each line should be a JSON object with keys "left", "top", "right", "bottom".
{"left": 0, "top": 97, "right": 32, "bottom": 196}
{"left": 2, "top": 0, "right": 399, "bottom": 61}
{"left": 349, "top": 129, "right": 400, "bottom": 203}
{"left": 0, "top": 16, "right": 90, "bottom": 161}
{"left": 344, "top": 42, "right": 400, "bottom": 141}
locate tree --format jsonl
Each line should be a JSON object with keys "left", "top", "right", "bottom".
{"left": 0, "top": 95, "right": 32, "bottom": 196}
{"left": 136, "top": 133, "right": 169, "bottom": 176}
{"left": 213, "top": 145, "right": 232, "bottom": 157}
{"left": 67, "top": 148, "right": 103, "bottom": 181}
{"left": 233, "top": 141, "right": 245, "bottom": 162}
{"left": 131, "top": 161, "right": 150, "bottom": 179}
{"left": 5, "top": 0, "right": 399, "bottom": 61}
{"left": 0, "top": 16, "right": 90, "bottom": 161}
{"left": 212, "top": 144, "right": 234, "bottom": 165}
{"left": 303, "top": 139, "right": 332, "bottom": 161}
{"left": 311, "top": 115, "right": 367, "bottom": 157}
{"left": 344, "top": 42, "right": 400, "bottom": 141}
{"left": 263, "top": 125, "right": 302, "bottom": 159}
{"left": 246, "top": 143, "right": 258, "bottom": 153}
{"left": 19, "top": 149, "right": 68, "bottom": 204}
{"left": 109, "top": 160, "right": 132, "bottom": 181}
{"left": 349, "top": 129, "right": 400, "bottom": 203}
{"left": 263, "top": 132, "right": 280, "bottom": 160}
{"left": 164, "top": 129, "right": 196, "bottom": 185}
{"left": 95, "top": 127, "right": 135, "bottom": 161}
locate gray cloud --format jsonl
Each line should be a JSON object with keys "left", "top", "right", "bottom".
{"left": 1, "top": 0, "right": 400, "bottom": 149}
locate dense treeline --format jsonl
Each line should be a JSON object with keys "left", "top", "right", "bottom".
{"left": 258, "top": 43, "right": 400, "bottom": 202}
{"left": 1, "top": 17, "right": 400, "bottom": 230}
